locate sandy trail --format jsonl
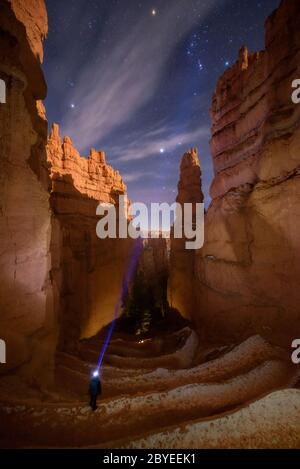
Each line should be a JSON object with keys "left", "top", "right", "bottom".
{"left": 0, "top": 331, "right": 298, "bottom": 448}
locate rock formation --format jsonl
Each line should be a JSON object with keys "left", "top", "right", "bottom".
{"left": 47, "top": 124, "right": 133, "bottom": 350}
{"left": 0, "top": 0, "right": 134, "bottom": 375}
{"left": 168, "top": 148, "right": 204, "bottom": 319}
{"left": 1, "top": 0, "right": 300, "bottom": 450}
{"left": 195, "top": 0, "right": 300, "bottom": 345}
{"left": 138, "top": 237, "right": 170, "bottom": 313}
{"left": 0, "top": 0, "right": 56, "bottom": 383}
{"left": 47, "top": 123, "right": 127, "bottom": 205}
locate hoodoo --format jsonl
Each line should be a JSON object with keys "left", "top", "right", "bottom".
{"left": 192, "top": 0, "right": 300, "bottom": 345}
{"left": 1, "top": 0, "right": 300, "bottom": 452}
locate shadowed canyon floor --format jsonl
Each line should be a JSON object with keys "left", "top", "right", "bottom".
{"left": 0, "top": 330, "right": 299, "bottom": 448}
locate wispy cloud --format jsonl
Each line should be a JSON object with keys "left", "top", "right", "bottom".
{"left": 109, "top": 124, "right": 210, "bottom": 162}
{"left": 59, "top": 1, "right": 222, "bottom": 151}
{"left": 121, "top": 170, "right": 157, "bottom": 183}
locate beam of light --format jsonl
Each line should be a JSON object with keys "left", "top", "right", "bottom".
{"left": 95, "top": 237, "right": 144, "bottom": 373}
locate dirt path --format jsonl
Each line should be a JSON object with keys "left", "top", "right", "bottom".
{"left": 0, "top": 331, "right": 298, "bottom": 448}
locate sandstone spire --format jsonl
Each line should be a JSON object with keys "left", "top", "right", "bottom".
{"left": 176, "top": 148, "right": 204, "bottom": 207}
{"left": 168, "top": 148, "right": 204, "bottom": 321}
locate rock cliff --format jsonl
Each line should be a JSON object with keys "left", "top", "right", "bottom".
{"left": 0, "top": 0, "right": 134, "bottom": 374}
{"left": 196, "top": 0, "right": 300, "bottom": 344}
{"left": 47, "top": 124, "right": 133, "bottom": 350}
{"left": 0, "top": 0, "right": 56, "bottom": 383}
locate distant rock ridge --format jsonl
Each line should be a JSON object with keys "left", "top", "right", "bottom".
{"left": 47, "top": 123, "right": 127, "bottom": 206}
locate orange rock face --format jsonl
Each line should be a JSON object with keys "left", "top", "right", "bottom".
{"left": 47, "top": 124, "right": 133, "bottom": 350}
{"left": 0, "top": 0, "right": 133, "bottom": 379}
{"left": 168, "top": 148, "right": 204, "bottom": 319}
{"left": 0, "top": 0, "right": 55, "bottom": 383}
{"left": 47, "top": 123, "right": 127, "bottom": 205}
{"left": 195, "top": 0, "right": 300, "bottom": 344}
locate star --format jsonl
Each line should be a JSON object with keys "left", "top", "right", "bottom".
{"left": 198, "top": 60, "right": 204, "bottom": 71}
{"left": 160, "top": 148, "right": 165, "bottom": 153}
{"left": 70, "top": 103, "right": 75, "bottom": 109}
{"left": 151, "top": 9, "right": 157, "bottom": 16}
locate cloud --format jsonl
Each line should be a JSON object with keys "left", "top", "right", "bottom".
{"left": 59, "top": 0, "right": 222, "bottom": 151}
{"left": 122, "top": 170, "right": 157, "bottom": 183}
{"left": 110, "top": 124, "right": 210, "bottom": 163}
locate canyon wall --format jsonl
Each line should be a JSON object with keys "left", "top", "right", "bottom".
{"left": 0, "top": 0, "right": 56, "bottom": 382}
{"left": 168, "top": 148, "right": 204, "bottom": 319}
{"left": 138, "top": 237, "right": 170, "bottom": 314}
{"left": 47, "top": 124, "right": 133, "bottom": 350}
{"left": 196, "top": 0, "right": 300, "bottom": 345}
{"left": 0, "top": 0, "right": 134, "bottom": 375}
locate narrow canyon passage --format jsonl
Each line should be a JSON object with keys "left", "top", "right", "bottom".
{"left": 1, "top": 0, "right": 300, "bottom": 451}
{"left": 1, "top": 90, "right": 300, "bottom": 451}
{"left": 1, "top": 237, "right": 298, "bottom": 448}
{"left": 0, "top": 234, "right": 299, "bottom": 448}
{"left": 1, "top": 192, "right": 298, "bottom": 448}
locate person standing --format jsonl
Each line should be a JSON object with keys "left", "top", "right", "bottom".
{"left": 89, "top": 370, "right": 102, "bottom": 411}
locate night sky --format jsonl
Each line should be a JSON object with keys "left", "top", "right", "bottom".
{"left": 44, "top": 0, "right": 280, "bottom": 215}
